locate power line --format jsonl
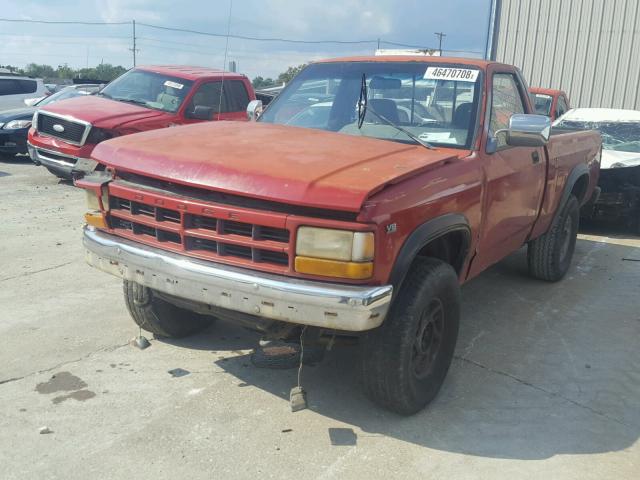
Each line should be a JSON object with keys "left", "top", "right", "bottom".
{"left": 136, "top": 21, "right": 379, "bottom": 45}
{"left": 0, "top": 17, "right": 129, "bottom": 25}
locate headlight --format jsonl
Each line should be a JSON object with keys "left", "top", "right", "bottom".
{"left": 295, "top": 227, "right": 374, "bottom": 279}
{"left": 84, "top": 187, "right": 110, "bottom": 211}
{"left": 296, "top": 227, "right": 374, "bottom": 261}
{"left": 86, "top": 128, "right": 114, "bottom": 144}
{"left": 85, "top": 190, "right": 101, "bottom": 210}
{"left": 4, "top": 119, "right": 32, "bottom": 129}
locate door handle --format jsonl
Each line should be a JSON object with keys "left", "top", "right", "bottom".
{"left": 531, "top": 151, "right": 540, "bottom": 164}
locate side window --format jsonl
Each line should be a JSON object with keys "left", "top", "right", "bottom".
{"left": 189, "top": 81, "right": 226, "bottom": 113}
{"left": 224, "top": 80, "right": 250, "bottom": 112}
{"left": 189, "top": 80, "right": 250, "bottom": 114}
{"left": 0, "top": 79, "right": 20, "bottom": 96}
{"left": 17, "top": 79, "right": 37, "bottom": 94}
{"left": 490, "top": 73, "right": 525, "bottom": 147}
{"left": 556, "top": 96, "right": 568, "bottom": 118}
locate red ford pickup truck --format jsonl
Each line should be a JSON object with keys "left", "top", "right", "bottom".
{"left": 77, "top": 57, "right": 601, "bottom": 414}
{"left": 28, "top": 65, "right": 255, "bottom": 179}
{"left": 530, "top": 87, "right": 570, "bottom": 121}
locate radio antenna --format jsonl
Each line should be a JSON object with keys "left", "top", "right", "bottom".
{"left": 217, "top": 0, "right": 233, "bottom": 120}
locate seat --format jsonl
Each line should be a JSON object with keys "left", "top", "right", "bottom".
{"left": 453, "top": 102, "right": 473, "bottom": 129}
{"left": 366, "top": 98, "right": 400, "bottom": 124}
{"left": 156, "top": 87, "right": 181, "bottom": 110}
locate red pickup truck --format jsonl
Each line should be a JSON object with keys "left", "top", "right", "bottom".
{"left": 530, "top": 87, "right": 570, "bottom": 121}
{"left": 78, "top": 57, "right": 601, "bottom": 414}
{"left": 28, "top": 65, "right": 255, "bottom": 179}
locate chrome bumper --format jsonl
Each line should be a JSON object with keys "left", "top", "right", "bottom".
{"left": 27, "top": 143, "right": 97, "bottom": 176}
{"left": 83, "top": 227, "right": 393, "bottom": 332}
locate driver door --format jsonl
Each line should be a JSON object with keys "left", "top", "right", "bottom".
{"left": 470, "top": 71, "right": 546, "bottom": 274}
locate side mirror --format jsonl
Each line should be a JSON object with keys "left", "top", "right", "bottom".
{"left": 502, "top": 113, "right": 551, "bottom": 148}
{"left": 246, "top": 99, "right": 263, "bottom": 121}
{"left": 187, "top": 105, "right": 214, "bottom": 120}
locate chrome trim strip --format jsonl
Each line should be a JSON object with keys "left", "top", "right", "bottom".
{"left": 83, "top": 227, "right": 392, "bottom": 332}
{"left": 34, "top": 110, "right": 92, "bottom": 146}
{"left": 28, "top": 143, "right": 77, "bottom": 167}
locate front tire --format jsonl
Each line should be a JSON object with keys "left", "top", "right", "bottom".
{"left": 360, "top": 258, "right": 460, "bottom": 415}
{"left": 123, "top": 281, "right": 214, "bottom": 338}
{"left": 528, "top": 195, "right": 580, "bottom": 282}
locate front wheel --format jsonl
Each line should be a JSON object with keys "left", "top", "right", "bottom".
{"left": 528, "top": 195, "right": 580, "bottom": 282}
{"left": 360, "top": 258, "right": 460, "bottom": 415}
{"left": 123, "top": 281, "right": 214, "bottom": 338}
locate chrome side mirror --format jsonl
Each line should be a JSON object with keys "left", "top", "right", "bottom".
{"left": 501, "top": 113, "right": 551, "bottom": 148}
{"left": 246, "top": 99, "right": 263, "bottom": 121}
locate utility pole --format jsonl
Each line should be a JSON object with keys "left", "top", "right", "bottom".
{"left": 434, "top": 31, "right": 446, "bottom": 55}
{"left": 130, "top": 20, "right": 139, "bottom": 67}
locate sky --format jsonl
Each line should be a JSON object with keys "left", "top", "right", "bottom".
{"left": 0, "top": 0, "right": 492, "bottom": 79}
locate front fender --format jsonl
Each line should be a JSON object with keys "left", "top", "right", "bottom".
{"left": 388, "top": 213, "right": 471, "bottom": 292}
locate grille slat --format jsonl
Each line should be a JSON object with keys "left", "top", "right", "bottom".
{"left": 37, "top": 113, "right": 88, "bottom": 145}
{"left": 109, "top": 195, "right": 289, "bottom": 268}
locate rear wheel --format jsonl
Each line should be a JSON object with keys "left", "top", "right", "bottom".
{"left": 123, "top": 280, "right": 214, "bottom": 338}
{"left": 528, "top": 195, "right": 580, "bottom": 282}
{"left": 360, "top": 258, "right": 460, "bottom": 415}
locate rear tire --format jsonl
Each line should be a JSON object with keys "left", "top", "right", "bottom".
{"left": 123, "top": 280, "right": 214, "bottom": 338}
{"left": 528, "top": 195, "right": 580, "bottom": 282}
{"left": 360, "top": 258, "right": 460, "bottom": 415}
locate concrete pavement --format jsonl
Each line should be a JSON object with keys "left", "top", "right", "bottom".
{"left": 1, "top": 158, "right": 639, "bottom": 479}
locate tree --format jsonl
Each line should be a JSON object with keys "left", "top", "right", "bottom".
{"left": 24, "top": 63, "right": 56, "bottom": 79}
{"left": 252, "top": 76, "right": 276, "bottom": 89}
{"left": 56, "top": 64, "right": 74, "bottom": 79}
{"left": 276, "top": 64, "right": 306, "bottom": 85}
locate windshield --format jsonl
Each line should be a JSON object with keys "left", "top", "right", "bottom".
{"left": 533, "top": 93, "right": 553, "bottom": 116}
{"left": 556, "top": 120, "right": 640, "bottom": 153}
{"left": 98, "top": 69, "right": 194, "bottom": 113}
{"left": 36, "top": 86, "right": 98, "bottom": 106}
{"left": 259, "top": 62, "right": 481, "bottom": 149}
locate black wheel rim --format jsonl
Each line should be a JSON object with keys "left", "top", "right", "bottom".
{"left": 559, "top": 214, "right": 573, "bottom": 262}
{"left": 412, "top": 298, "right": 445, "bottom": 379}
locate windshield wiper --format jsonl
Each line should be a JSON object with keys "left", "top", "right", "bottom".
{"left": 113, "top": 97, "right": 150, "bottom": 107}
{"left": 357, "top": 73, "right": 435, "bottom": 150}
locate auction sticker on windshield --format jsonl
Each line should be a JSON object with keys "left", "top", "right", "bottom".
{"left": 424, "top": 67, "right": 479, "bottom": 82}
{"left": 163, "top": 80, "right": 184, "bottom": 89}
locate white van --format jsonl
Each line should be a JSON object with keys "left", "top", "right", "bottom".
{"left": 0, "top": 76, "right": 48, "bottom": 111}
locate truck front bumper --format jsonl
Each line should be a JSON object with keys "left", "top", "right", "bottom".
{"left": 83, "top": 227, "right": 393, "bottom": 332}
{"left": 27, "top": 143, "right": 98, "bottom": 178}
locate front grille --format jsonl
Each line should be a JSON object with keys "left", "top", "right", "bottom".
{"left": 109, "top": 195, "right": 290, "bottom": 268}
{"left": 37, "top": 112, "right": 89, "bottom": 145}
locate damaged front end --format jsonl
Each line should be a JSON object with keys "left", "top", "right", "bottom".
{"left": 586, "top": 164, "right": 640, "bottom": 232}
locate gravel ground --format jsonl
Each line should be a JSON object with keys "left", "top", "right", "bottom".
{"left": 1, "top": 157, "right": 639, "bottom": 479}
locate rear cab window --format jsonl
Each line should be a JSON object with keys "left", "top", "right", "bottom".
{"left": 533, "top": 94, "right": 553, "bottom": 116}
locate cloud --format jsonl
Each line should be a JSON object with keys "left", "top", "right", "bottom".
{"left": 0, "top": 0, "right": 488, "bottom": 78}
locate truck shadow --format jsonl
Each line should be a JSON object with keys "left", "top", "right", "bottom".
{"left": 163, "top": 236, "right": 640, "bottom": 460}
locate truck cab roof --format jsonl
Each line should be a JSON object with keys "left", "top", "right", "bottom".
{"left": 135, "top": 65, "right": 248, "bottom": 81}
{"left": 315, "top": 56, "right": 511, "bottom": 70}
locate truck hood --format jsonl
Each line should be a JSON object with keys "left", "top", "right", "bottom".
{"left": 601, "top": 149, "right": 640, "bottom": 169}
{"left": 39, "top": 95, "right": 169, "bottom": 130}
{"left": 92, "top": 122, "right": 464, "bottom": 212}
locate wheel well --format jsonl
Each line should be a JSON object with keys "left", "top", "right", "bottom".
{"left": 571, "top": 174, "right": 589, "bottom": 204}
{"left": 415, "top": 230, "right": 468, "bottom": 275}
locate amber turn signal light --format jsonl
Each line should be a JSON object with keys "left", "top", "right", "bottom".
{"left": 84, "top": 211, "right": 107, "bottom": 229}
{"left": 295, "top": 256, "right": 373, "bottom": 280}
